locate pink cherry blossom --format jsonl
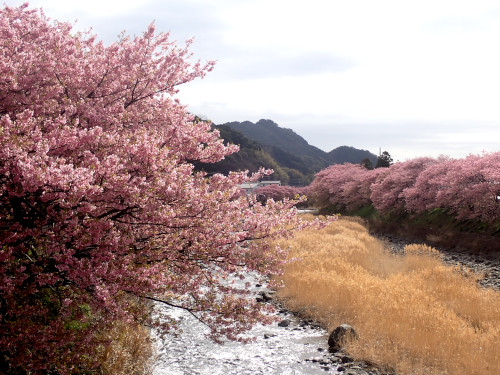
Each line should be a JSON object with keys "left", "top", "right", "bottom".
{"left": 0, "top": 5, "right": 323, "bottom": 373}
{"left": 308, "top": 153, "right": 500, "bottom": 223}
{"left": 254, "top": 185, "right": 309, "bottom": 206}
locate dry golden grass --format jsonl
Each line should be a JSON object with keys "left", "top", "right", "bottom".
{"left": 276, "top": 217, "right": 500, "bottom": 375}
{"left": 96, "top": 320, "right": 155, "bottom": 375}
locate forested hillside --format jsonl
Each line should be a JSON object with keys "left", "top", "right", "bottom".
{"left": 328, "top": 145, "right": 377, "bottom": 165}
{"left": 200, "top": 119, "right": 378, "bottom": 185}
{"left": 193, "top": 124, "right": 293, "bottom": 184}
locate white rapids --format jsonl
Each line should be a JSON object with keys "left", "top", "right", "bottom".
{"left": 152, "top": 274, "right": 342, "bottom": 375}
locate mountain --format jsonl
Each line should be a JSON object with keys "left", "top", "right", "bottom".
{"left": 193, "top": 124, "right": 294, "bottom": 184}
{"left": 194, "top": 119, "right": 379, "bottom": 185}
{"left": 328, "top": 146, "right": 378, "bottom": 165}
{"left": 221, "top": 119, "right": 377, "bottom": 181}
{"left": 223, "top": 119, "right": 329, "bottom": 165}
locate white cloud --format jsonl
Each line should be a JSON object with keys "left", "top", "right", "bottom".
{"left": 3, "top": 0, "right": 500, "bottom": 160}
{"left": 12, "top": 0, "right": 156, "bottom": 17}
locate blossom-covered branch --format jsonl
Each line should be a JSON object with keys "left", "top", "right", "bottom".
{"left": 0, "top": 5, "right": 319, "bottom": 373}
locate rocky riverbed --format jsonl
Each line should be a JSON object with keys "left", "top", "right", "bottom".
{"left": 153, "top": 234, "right": 499, "bottom": 375}
{"left": 152, "top": 274, "right": 386, "bottom": 375}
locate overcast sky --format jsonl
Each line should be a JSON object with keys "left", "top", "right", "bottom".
{"left": 5, "top": 0, "right": 500, "bottom": 160}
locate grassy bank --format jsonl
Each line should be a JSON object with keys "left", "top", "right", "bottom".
{"left": 318, "top": 204, "right": 500, "bottom": 255}
{"left": 96, "top": 320, "right": 154, "bottom": 375}
{"left": 275, "top": 217, "right": 500, "bottom": 375}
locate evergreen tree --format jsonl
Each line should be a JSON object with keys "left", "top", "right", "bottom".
{"left": 361, "top": 157, "right": 374, "bottom": 170}
{"left": 375, "top": 151, "right": 394, "bottom": 168}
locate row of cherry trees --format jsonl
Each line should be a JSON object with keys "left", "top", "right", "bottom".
{"left": 254, "top": 185, "right": 309, "bottom": 206}
{"left": 309, "top": 153, "right": 500, "bottom": 223}
{"left": 0, "top": 5, "right": 315, "bottom": 374}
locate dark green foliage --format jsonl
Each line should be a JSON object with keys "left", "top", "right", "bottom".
{"left": 328, "top": 146, "right": 378, "bottom": 166}
{"left": 194, "top": 118, "right": 380, "bottom": 186}
{"left": 224, "top": 119, "right": 327, "bottom": 163}
{"left": 220, "top": 119, "right": 378, "bottom": 185}
{"left": 193, "top": 125, "right": 291, "bottom": 184}
{"left": 360, "top": 158, "right": 374, "bottom": 170}
{"left": 375, "top": 151, "right": 393, "bottom": 168}
{"left": 223, "top": 120, "right": 329, "bottom": 180}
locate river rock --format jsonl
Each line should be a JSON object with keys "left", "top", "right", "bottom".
{"left": 328, "top": 324, "right": 358, "bottom": 350}
{"left": 257, "top": 290, "right": 276, "bottom": 302}
{"left": 278, "top": 319, "right": 291, "bottom": 327}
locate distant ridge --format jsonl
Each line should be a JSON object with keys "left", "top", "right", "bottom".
{"left": 194, "top": 119, "right": 379, "bottom": 185}
{"left": 192, "top": 124, "right": 293, "bottom": 184}
{"left": 223, "top": 119, "right": 329, "bottom": 163}
{"left": 222, "top": 120, "right": 330, "bottom": 180}
{"left": 328, "top": 145, "right": 378, "bottom": 165}
{"left": 223, "top": 119, "right": 378, "bottom": 161}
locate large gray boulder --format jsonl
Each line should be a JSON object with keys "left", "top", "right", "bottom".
{"left": 328, "top": 324, "right": 358, "bottom": 350}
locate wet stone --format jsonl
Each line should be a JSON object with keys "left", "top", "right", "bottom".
{"left": 350, "top": 365, "right": 369, "bottom": 374}
{"left": 342, "top": 356, "right": 355, "bottom": 364}
{"left": 278, "top": 319, "right": 291, "bottom": 327}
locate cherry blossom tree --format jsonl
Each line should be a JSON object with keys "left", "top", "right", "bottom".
{"left": 0, "top": 5, "right": 313, "bottom": 373}
{"left": 402, "top": 156, "right": 456, "bottom": 214}
{"left": 309, "top": 152, "right": 500, "bottom": 223}
{"left": 370, "top": 157, "right": 437, "bottom": 215}
{"left": 254, "top": 185, "right": 309, "bottom": 206}
{"left": 405, "top": 153, "right": 500, "bottom": 222}
{"left": 339, "top": 167, "right": 387, "bottom": 211}
{"left": 308, "top": 163, "right": 385, "bottom": 211}
{"left": 308, "top": 164, "right": 351, "bottom": 209}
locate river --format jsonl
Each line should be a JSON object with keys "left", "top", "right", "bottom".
{"left": 151, "top": 273, "right": 345, "bottom": 375}
{"left": 151, "top": 233, "right": 499, "bottom": 375}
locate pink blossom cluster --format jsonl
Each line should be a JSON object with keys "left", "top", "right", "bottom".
{"left": 309, "top": 153, "right": 500, "bottom": 223}
{"left": 0, "top": 5, "right": 315, "bottom": 373}
{"left": 309, "top": 163, "right": 388, "bottom": 211}
{"left": 254, "top": 185, "right": 309, "bottom": 205}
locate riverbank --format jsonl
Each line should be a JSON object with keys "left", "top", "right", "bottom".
{"left": 275, "top": 217, "right": 500, "bottom": 375}
{"left": 152, "top": 272, "right": 394, "bottom": 375}
{"left": 373, "top": 231, "right": 500, "bottom": 290}
{"left": 367, "top": 217, "right": 500, "bottom": 259}
{"left": 151, "top": 217, "right": 500, "bottom": 375}
{"left": 324, "top": 204, "right": 500, "bottom": 257}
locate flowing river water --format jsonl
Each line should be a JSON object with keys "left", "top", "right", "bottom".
{"left": 152, "top": 274, "right": 346, "bottom": 375}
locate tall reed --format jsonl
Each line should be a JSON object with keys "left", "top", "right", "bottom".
{"left": 96, "top": 319, "right": 155, "bottom": 375}
{"left": 276, "top": 217, "right": 500, "bottom": 375}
